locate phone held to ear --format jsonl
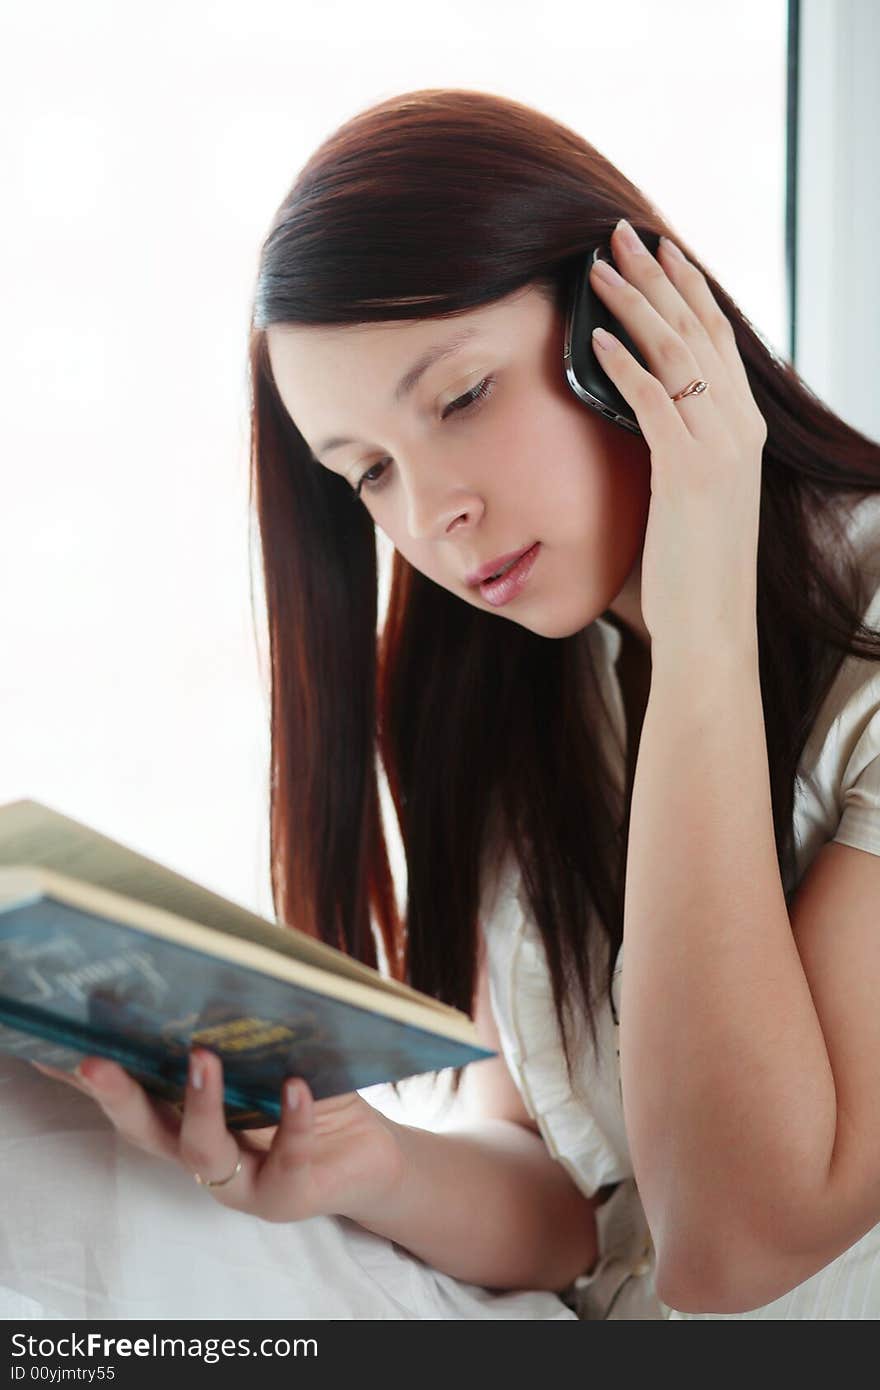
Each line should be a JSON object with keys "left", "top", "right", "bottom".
{"left": 563, "top": 232, "right": 662, "bottom": 436}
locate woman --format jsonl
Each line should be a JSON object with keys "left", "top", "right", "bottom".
{"left": 11, "top": 87, "right": 880, "bottom": 1320}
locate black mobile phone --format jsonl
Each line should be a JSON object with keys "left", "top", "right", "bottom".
{"left": 563, "top": 233, "right": 661, "bottom": 435}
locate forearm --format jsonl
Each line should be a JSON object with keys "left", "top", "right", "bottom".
{"left": 341, "top": 1117, "right": 598, "bottom": 1293}
{"left": 620, "top": 642, "right": 836, "bottom": 1265}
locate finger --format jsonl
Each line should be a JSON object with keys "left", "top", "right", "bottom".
{"left": 615, "top": 221, "right": 758, "bottom": 426}
{"left": 255, "top": 1078, "right": 318, "bottom": 1219}
{"left": 32, "top": 1057, "right": 135, "bottom": 1102}
{"left": 590, "top": 324, "right": 698, "bottom": 457}
{"left": 609, "top": 220, "right": 721, "bottom": 365}
{"left": 590, "top": 252, "right": 723, "bottom": 444}
{"left": 177, "top": 1049, "right": 255, "bottom": 1201}
{"left": 657, "top": 236, "right": 754, "bottom": 396}
{"left": 659, "top": 240, "right": 768, "bottom": 446}
{"left": 31, "top": 1060, "right": 96, "bottom": 1099}
{"left": 76, "top": 1057, "right": 182, "bottom": 1160}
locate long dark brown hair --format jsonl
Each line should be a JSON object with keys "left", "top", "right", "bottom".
{"left": 246, "top": 88, "right": 880, "bottom": 1099}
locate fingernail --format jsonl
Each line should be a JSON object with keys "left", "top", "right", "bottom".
{"left": 592, "top": 326, "right": 616, "bottom": 352}
{"left": 660, "top": 235, "right": 686, "bottom": 262}
{"left": 592, "top": 258, "right": 625, "bottom": 286}
{"left": 616, "top": 218, "right": 647, "bottom": 254}
{"left": 285, "top": 1080, "right": 300, "bottom": 1111}
{"left": 189, "top": 1052, "right": 204, "bottom": 1091}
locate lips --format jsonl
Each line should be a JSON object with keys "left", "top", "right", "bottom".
{"left": 477, "top": 543, "right": 541, "bottom": 607}
{"left": 466, "top": 543, "right": 538, "bottom": 588}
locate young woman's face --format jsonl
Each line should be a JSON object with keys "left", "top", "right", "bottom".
{"left": 266, "top": 282, "right": 651, "bottom": 640}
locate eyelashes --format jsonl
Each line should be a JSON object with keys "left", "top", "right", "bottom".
{"left": 354, "top": 375, "right": 496, "bottom": 498}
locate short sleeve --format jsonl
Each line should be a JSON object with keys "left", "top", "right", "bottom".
{"left": 823, "top": 544, "right": 880, "bottom": 857}
{"left": 832, "top": 684, "right": 880, "bottom": 857}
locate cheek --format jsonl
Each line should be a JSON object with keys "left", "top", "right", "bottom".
{"left": 375, "top": 522, "right": 436, "bottom": 586}
{"left": 530, "top": 391, "right": 651, "bottom": 543}
{"left": 599, "top": 421, "right": 653, "bottom": 550}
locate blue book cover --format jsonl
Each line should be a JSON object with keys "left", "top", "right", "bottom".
{"left": 0, "top": 801, "right": 494, "bottom": 1129}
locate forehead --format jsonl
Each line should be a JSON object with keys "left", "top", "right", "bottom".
{"left": 265, "top": 283, "right": 548, "bottom": 452}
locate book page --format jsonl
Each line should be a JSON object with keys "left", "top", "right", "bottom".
{"left": 0, "top": 800, "right": 462, "bottom": 1019}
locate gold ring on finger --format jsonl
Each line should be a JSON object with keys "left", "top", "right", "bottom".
{"left": 669, "top": 377, "right": 709, "bottom": 401}
{"left": 193, "top": 1154, "right": 243, "bottom": 1188}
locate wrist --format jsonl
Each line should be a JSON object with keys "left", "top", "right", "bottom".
{"left": 335, "top": 1114, "right": 418, "bottom": 1230}
{"left": 648, "top": 631, "right": 760, "bottom": 702}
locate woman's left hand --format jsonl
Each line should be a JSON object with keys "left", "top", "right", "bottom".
{"left": 589, "top": 219, "right": 767, "bottom": 664}
{"left": 30, "top": 1055, "right": 408, "bottom": 1226}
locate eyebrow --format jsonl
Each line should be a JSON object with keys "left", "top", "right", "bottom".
{"left": 314, "top": 328, "right": 479, "bottom": 457}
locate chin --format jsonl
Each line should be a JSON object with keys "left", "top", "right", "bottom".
{"left": 497, "top": 599, "right": 606, "bottom": 641}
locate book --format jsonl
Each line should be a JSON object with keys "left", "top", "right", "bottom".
{"left": 0, "top": 799, "right": 494, "bottom": 1129}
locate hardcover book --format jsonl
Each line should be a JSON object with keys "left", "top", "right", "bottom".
{"left": 0, "top": 799, "right": 493, "bottom": 1128}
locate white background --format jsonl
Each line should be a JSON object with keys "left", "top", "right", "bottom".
{"left": 0, "top": 0, "right": 788, "bottom": 1122}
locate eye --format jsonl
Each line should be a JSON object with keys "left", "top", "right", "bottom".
{"left": 354, "top": 375, "right": 496, "bottom": 498}
{"left": 440, "top": 374, "right": 496, "bottom": 423}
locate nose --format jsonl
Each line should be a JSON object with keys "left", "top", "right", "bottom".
{"left": 403, "top": 466, "right": 485, "bottom": 542}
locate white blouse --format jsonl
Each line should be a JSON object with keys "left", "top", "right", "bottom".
{"left": 481, "top": 492, "right": 880, "bottom": 1319}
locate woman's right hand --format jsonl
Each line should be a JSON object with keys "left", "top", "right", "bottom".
{"left": 30, "top": 1049, "right": 409, "bottom": 1225}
